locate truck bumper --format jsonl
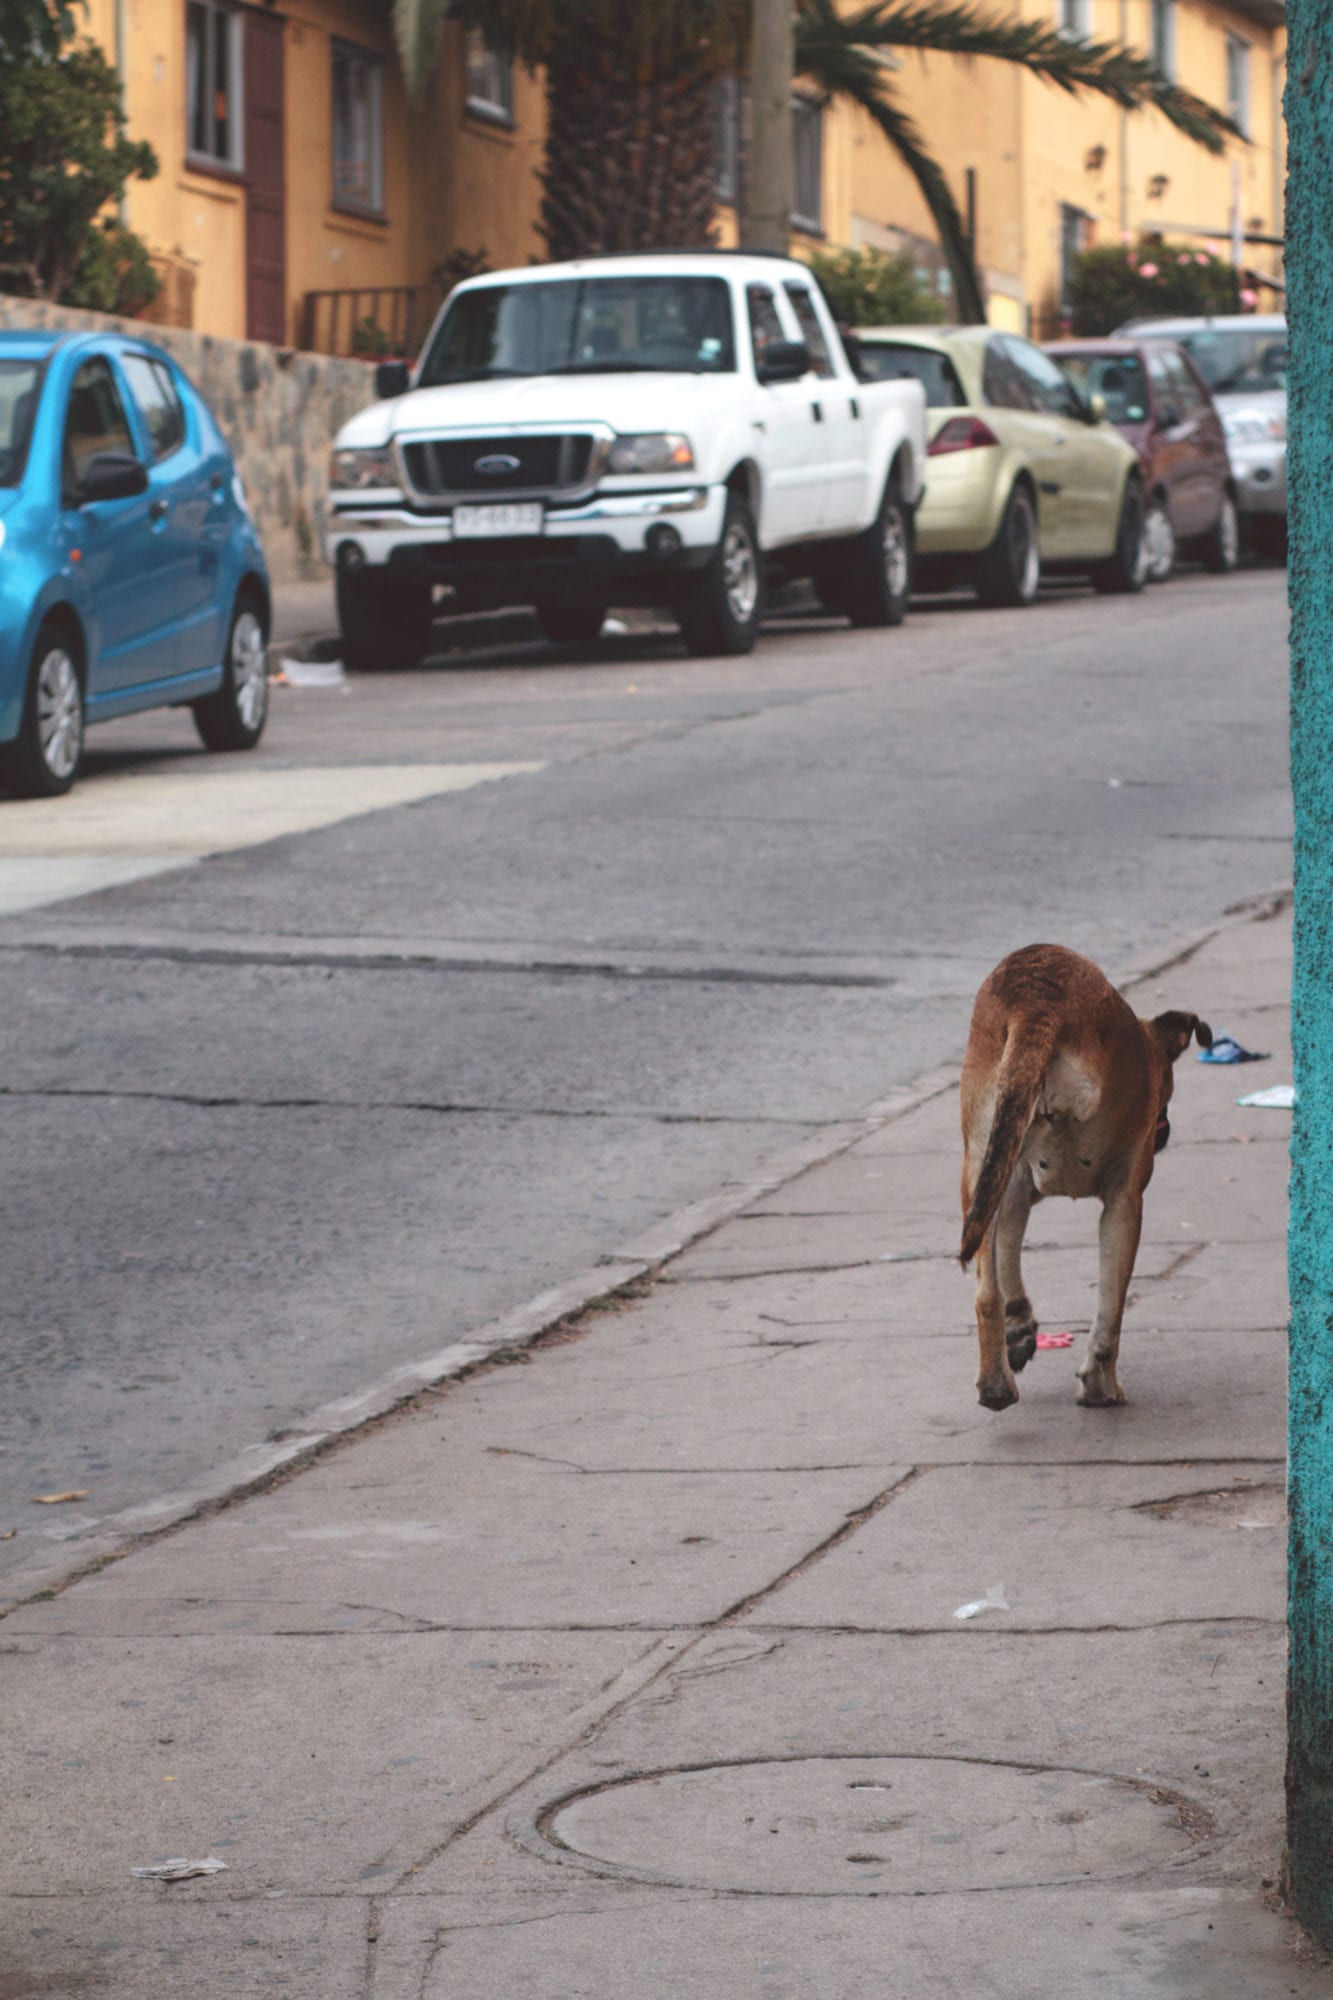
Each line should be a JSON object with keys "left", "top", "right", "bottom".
{"left": 323, "top": 485, "right": 727, "bottom": 607}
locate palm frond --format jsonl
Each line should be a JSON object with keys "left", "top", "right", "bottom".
{"left": 804, "top": 29, "right": 986, "bottom": 320}
{"left": 798, "top": 0, "right": 1239, "bottom": 154}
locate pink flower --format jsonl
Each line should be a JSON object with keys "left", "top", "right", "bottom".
{"left": 1240, "top": 287, "right": 1258, "bottom": 308}
{"left": 1203, "top": 238, "right": 1221, "bottom": 255}
{"left": 1120, "top": 230, "right": 1133, "bottom": 245}
{"left": 1195, "top": 253, "right": 1210, "bottom": 265}
{"left": 1139, "top": 262, "right": 1159, "bottom": 279}
{"left": 1178, "top": 251, "right": 1192, "bottom": 263}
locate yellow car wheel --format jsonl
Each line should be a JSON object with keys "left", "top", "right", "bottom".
{"left": 975, "top": 483, "right": 1040, "bottom": 608}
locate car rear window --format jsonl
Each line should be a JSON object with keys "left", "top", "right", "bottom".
{"left": 0, "top": 359, "right": 43, "bottom": 487}
{"left": 855, "top": 342, "right": 964, "bottom": 407}
{"left": 1058, "top": 353, "right": 1149, "bottom": 423}
{"left": 1138, "top": 326, "right": 1286, "bottom": 395}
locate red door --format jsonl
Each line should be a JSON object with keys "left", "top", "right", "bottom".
{"left": 244, "top": 11, "right": 287, "bottom": 344}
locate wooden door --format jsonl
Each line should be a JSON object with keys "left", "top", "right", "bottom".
{"left": 244, "top": 11, "right": 287, "bottom": 345}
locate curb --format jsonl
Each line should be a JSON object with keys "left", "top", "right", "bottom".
{"left": 0, "top": 887, "right": 1291, "bottom": 1614}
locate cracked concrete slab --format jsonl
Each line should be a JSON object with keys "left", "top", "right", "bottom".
{"left": 0, "top": 1894, "right": 369, "bottom": 2000}
{"left": 1, "top": 1628, "right": 653, "bottom": 1897}
{"left": 371, "top": 1884, "right": 1328, "bottom": 2000}
{"left": 763, "top": 1462, "right": 1286, "bottom": 1629}
{"left": 10, "top": 1437, "right": 895, "bottom": 1630}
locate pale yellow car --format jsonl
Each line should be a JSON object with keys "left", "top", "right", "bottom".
{"left": 853, "top": 325, "right": 1146, "bottom": 604}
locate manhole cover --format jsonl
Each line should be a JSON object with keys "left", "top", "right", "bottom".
{"left": 538, "top": 1756, "right": 1203, "bottom": 1894}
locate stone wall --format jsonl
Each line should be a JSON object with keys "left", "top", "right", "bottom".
{"left": 0, "top": 294, "right": 375, "bottom": 585}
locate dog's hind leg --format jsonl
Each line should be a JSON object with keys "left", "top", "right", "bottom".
{"left": 974, "top": 1217, "right": 1019, "bottom": 1412}
{"left": 995, "top": 1170, "right": 1039, "bottom": 1373}
{"left": 1076, "top": 1182, "right": 1142, "bottom": 1407}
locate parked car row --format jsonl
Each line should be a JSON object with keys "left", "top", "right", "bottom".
{"left": 0, "top": 259, "right": 1285, "bottom": 799}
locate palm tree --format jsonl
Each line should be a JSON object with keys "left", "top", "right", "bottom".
{"left": 393, "top": 0, "right": 1239, "bottom": 320}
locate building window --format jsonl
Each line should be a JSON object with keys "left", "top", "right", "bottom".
{"left": 715, "top": 75, "right": 741, "bottom": 204}
{"left": 332, "top": 42, "right": 385, "bottom": 215}
{"left": 792, "top": 97, "right": 823, "bottom": 233}
{"left": 1056, "top": 0, "right": 1091, "bottom": 36}
{"left": 1150, "top": 0, "right": 1175, "bottom": 77}
{"left": 465, "top": 29, "right": 514, "bottom": 123}
{"left": 1059, "top": 203, "right": 1093, "bottom": 308}
{"left": 1226, "top": 34, "right": 1251, "bottom": 137}
{"left": 186, "top": 0, "right": 243, "bottom": 171}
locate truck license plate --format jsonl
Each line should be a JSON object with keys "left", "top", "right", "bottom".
{"left": 453, "top": 502, "right": 543, "bottom": 538}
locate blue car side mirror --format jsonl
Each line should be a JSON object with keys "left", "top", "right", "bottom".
{"left": 76, "top": 451, "right": 149, "bottom": 504}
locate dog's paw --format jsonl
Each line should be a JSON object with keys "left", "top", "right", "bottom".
{"left": 1075, "top": 1374, "right": 1126, "bottom": 1408}
{"left": 1006, "top": 1324, "right": 1038, "bottom": 1374}
{"left": 977, "top": 1373, "right": 1019, "bottom": 1412}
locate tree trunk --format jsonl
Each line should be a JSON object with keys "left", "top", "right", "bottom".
{"left": 745, "top": 0, "right": 792, "bottom": 251}
{"left": 540, "top": 27, "right": 719, "bottom": 261}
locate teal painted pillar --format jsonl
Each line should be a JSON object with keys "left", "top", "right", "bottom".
{"left": 1286, "top": 1, "right": 1333, "bottom": 1948}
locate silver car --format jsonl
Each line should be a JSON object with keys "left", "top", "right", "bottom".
{"left": 1115, "top": 314, "right": 1286, "bottom": 554}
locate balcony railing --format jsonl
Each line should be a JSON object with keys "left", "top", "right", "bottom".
{"left": 301, "top": 285, "right": 438, "bottom": 361}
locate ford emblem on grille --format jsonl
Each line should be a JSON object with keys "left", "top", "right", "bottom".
{"left": 474, "top": 453, "right": 521, "bottom": 476}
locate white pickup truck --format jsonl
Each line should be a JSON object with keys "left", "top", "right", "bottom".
{"left": 323, "top": 251, "right": 926, "bottom": 666}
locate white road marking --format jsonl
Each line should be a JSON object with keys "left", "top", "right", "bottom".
{"left": 0, "top": 762, "right": 543, "bottom": 916}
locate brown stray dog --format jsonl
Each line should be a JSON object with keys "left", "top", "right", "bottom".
{"left": 959, "top": 944, "right": 1211, "bottom": 1412}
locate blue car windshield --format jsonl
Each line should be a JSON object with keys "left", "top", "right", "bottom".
{"left": 0, "top": 359, "right": 43, "bottom": 485}
{"left": 419, "top": 277, "right": 737, "bottom": 384}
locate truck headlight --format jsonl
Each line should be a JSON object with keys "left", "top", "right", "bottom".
{"left": 330, "top": 446, "right": 398, "bottom": 490}
{"left": 606, "top": 433, "right": 695, "bottom": 474}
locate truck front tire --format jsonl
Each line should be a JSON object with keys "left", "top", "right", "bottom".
{"left": 336, "top": 569, "right": 435, "bottom": 673}
{"left": 677, "top": 493, "right": 762, "bottom": 657}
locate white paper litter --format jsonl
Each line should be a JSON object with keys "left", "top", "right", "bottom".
{"left": 278, "top": 657, "right": 346, "bottom": 688}
{"left": 953, "top": 1582, "right": 1012, "bottom": 1621}
{"left": 1237, "top": 1084, "right": 1296, "bottom": 1109}
{"left": 132, "top": 1857, "right": 229, "bottom": 1882}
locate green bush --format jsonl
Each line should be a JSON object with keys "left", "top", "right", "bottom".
{"left": 806, "top": 245, "right": 947, "bottom": 328}
{"left": 0, "top": 40, "right": 159, "bottom": 310}
{"left": 1067, "top": 240, "right": 1237, "bottom": 335}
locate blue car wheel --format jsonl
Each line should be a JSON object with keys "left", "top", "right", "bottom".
{"left": 192, "top": 588, "right": 270, "bottom": 752}
{"left": 0, "top": 620, "right": 85, "bottom": 798}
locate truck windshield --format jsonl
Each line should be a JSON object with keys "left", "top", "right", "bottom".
{"left": 0, "top": 359, "right": 43, "bottom": 485}
{"left": 419, "top": 277, "right": 737, "bottom": 384}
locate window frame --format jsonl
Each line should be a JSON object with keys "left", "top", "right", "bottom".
{"left": 464, "top": 28, "right": 515, "bottom": 127}
{"left": 331, "top": 38, "right": 386, "bottom": 218}
{"left": 791, "top": 95, "right": 824, "bottom": 235}
{"left": 715, "top": 74, "right": 741, "bottom": 206}
{"left": 1150, "top": 0, "right": 1175, "bottom": 78}
{"left": 62, "top": 355, "right": 139, "bottom": 501}
{"left": 121, "top": 352, "right": 188, "bottom": 464}
{"left": 185, "top": 0, "right": 244, "bottom": 175}
{"left": 1225, "top": 33, "right": 1251, "bottom": 138}
{"left": 1001, "top": 335, "right": 1085, "bottom": 421}
{"left": 783, "top": 282, "right": 834, "bottom": 378}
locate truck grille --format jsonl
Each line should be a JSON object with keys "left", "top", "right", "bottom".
{"left": 401, "top": 433, "right": 597, "bottom": 501}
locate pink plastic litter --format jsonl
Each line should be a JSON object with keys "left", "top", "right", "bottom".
{"left": 1035, "top": 1332, "right": 1074, "bottom": 1349}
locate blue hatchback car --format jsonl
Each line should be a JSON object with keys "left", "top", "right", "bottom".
{"left": 0, "top": 330, "right": 270, "bottom": 797}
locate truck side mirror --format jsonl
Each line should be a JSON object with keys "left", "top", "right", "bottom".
{"left": 375, "top": 360, "right": 412, "bottom": 400}
{"left": 757, "top": 339, "right": 812, "bottom": 385}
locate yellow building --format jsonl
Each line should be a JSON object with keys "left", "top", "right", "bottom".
{"left": 776, "top": 0, "right": 1285, "bottom": 333}
{"left": 79, "top": 0, "right": 545, "bottom": 350}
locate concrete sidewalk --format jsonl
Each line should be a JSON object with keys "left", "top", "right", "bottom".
{"left": 2, "top": 901, "right": 1321, "bottom": 1998}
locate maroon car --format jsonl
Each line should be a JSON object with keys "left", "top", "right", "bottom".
{"left": 1045, "top": 338, "right": 1238, "bottom": 581}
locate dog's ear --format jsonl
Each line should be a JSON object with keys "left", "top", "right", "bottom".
{"left": 1151, "top": 1010, "right": 1213, "bottom": 1062}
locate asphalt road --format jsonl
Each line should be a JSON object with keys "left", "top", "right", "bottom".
{"left": 0, "top": 567, "right": 1290, "bottom": 1577}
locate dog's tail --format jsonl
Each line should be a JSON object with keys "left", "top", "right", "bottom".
{"left": 959, "top": 1016, "right": 1058, "bottom": 1268}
